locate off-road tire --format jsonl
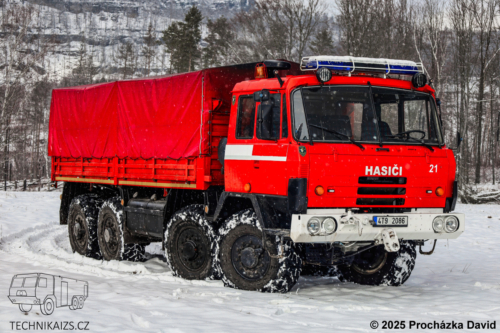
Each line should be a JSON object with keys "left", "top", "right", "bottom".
{"left": 68, "top": 194, "right": 103, "bottom": 260}
{"left": 214, "top": 209, "right": 302, "bottom": 293}
{"left": 338, "top": 241, "right": 417, "bottom": 286}
{"left": 164, "top": 205, "right": 218, "bottom": 280}
{"left": 40, "top": 298, "right": 54, "bottom": 315}
{"left": 69, "top": 297, "right": 78, "bottom": 310}
{"left": 97, "top": 197, "right": 145, "bottom": 262}
{"left": 19, "top": 304, "right": 32, "bottom": 312}
{"left": 78, "top": 296, "right": 84, "bottom": 309}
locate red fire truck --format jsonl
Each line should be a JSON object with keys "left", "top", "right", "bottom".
{"left": 50, "top": 56, "right": 464, "bottom": 293}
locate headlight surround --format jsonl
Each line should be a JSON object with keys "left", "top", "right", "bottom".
{"left": 444, "top": 216, "right": 459, "bottom": 233}
{"left": 322, "top": 217, "right": 337, "bottom": 234}
{"left": 307, "top": 218, "right": 321, "bottom": 235}
{"left": 432, "top": 217, "right": 444, "bottom": 233}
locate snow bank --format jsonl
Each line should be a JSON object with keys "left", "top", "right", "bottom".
{"left": 0, "top": 192, "right": 499, "bottom": 332}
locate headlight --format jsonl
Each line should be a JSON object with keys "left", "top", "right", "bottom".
{"left": 433, "top": 217, "right": 444, "bottom": 233}
{"left": 444, "top": 216, "right": 459, "bottom": 233}
{"left": 322, "top": 218, "right": 337, "bottom": 234}
{"left": 307, "top": 218, "right": 321, "bottom": 235}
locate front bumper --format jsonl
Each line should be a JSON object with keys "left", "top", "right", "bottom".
{"left": 290, "top": 211, "right": 465, "bottom": 243}
{"left": 8, "top": 296, "right": 40, "bottom": 305}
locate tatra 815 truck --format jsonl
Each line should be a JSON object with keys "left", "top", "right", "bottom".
{"left": 49, "top": 56, "right": 464, "bottom": 292}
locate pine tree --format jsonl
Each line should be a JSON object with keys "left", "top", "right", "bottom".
{"left": 143, "top": 22, "right": 157, "bottom": 76}
{"left": 309, "top": 28, "right": 335, "bottom": 55}
{"left": 183, "top": 6, "right": 202, "bottom": 72}
{"left": 162, "top": 6, "right": 202, "bottom": 73}
{"left": 202, "top": 16, "right": 234, "bottom": 68}
{"left": 162, "top": 21, "right": 183, "bottom": 73}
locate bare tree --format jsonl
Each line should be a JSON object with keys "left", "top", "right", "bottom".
{"left": 0, "top": 4, "right": 53, "bottom": 186}
{"left": 232, "top": 0, "right": 326, "bottom": 62}
{"left": 449, "top": 0, "right": 476, "bottom": 187}
{"left": 336, "top": 0, "right": 416, "bottom": 59}
{"left": 470, "top": 0, "right": 498, "bottom": 184}
{"left": 413, "top": 0, "right": 450, "bottom": 98}
{"left": 116, "top": 42, "right": 138, "bottom": 79}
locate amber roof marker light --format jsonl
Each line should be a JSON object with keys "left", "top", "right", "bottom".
{"left": 254, "top": 63, "right": 267, "bottom": 79}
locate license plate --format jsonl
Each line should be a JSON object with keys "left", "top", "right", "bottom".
{"left": 373, "top": 216, "right": 408, "bottom": 227}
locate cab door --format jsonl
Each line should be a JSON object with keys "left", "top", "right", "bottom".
{"left": 252, "top": 93, "right": 289, "bottom": 195}
{"left": 225, "top": 92, "right": 289, "bottom": 195}
{"left": 224, "top": 94, "right": 257, "bottom": 193}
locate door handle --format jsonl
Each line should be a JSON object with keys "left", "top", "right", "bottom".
{"left": 253, "top": 160, "right": 260, "bottom": 169}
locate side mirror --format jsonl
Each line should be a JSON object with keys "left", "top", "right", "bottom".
{"left": 253, "top": 89, "right": 270, "bottom": 102}
{"left": 456, "top": 131, "right": 462, "bottom": 149}
{"left": 257, "top": 103, "right": 276, "bottom": 140}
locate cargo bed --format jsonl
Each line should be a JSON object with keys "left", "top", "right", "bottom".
{"left": 49, "top": 64, "right": 256, "bottom": 190}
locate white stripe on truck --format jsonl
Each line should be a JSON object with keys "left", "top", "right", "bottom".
{"left": 225, "top": 144, "right": 287, "bottom": 162}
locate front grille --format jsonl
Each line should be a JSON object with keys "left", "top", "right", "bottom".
{"left": 359, "top": 177, "right": 407, "bottom": 184}
{"left": 357, "top": 187, "right": 406, "bottom": 195}
{"left": 356, "top": 198, "right": 405, "bottom": 206}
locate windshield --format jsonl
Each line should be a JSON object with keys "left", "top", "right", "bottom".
{"left": 292, "top": 86, "right": 379, "bottom": 142}
{"left": 292, "top": 86, "right": 443, "bottom": 145}
{"left": 11, "top": 278, "right": 24, "bottom": 288}
{"left": 372, "top": 87, "right": 442, "bottom": 144}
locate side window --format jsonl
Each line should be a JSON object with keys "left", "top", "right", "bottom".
{"left": 271, "top": 94, "right": 281, "bottom": 139}
{"left": 292, "top": 90, "right": 309, "bottom": 140}
{"left": 11, "top": 278, "right": 24, "bottom": 288}
{"left": 282, "top": 94, "right": 288, "bottom": 138}
{"left": 24, "top": 277, "right": 37, "bottom": 287}
{"left": 38, "top": 278, "right": 47, "bottom": 288}
{"left": 257, "top": 93, "right": 281, "bottom": 140}
{"left": 236, "top": 96, "right": 256, "bottom": 139}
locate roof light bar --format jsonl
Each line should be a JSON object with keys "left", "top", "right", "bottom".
{"left": 300, "top": 56, "right": 423, "bottom": 76}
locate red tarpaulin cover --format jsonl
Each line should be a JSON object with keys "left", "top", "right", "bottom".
{"left": 48, "top": 66, "right": 255, "bottom": 159}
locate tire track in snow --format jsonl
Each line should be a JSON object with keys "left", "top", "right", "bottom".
{"left": 0, "top": 223, "right": 218, "bottom": 287}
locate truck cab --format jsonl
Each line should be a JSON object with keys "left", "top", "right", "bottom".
{"left": 218, "top": 56, "right": 463, "bottom": 288}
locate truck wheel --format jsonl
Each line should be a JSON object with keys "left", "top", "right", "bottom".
{"left": 339, "top": 241, "right": 417, "bottom": 286}
{"left": 68, "top": 194, "right": 103, "bottom": 260}
{"left": 40, "top": 298, "right": 54, "bottom": 315}
{"left": 214, "top": 209, "right": 302, "bottom": 293}
{"left": 97, "top": 197, "right": 145, "bottom": 262}
{"left": 19, "top": 304, "right": 32, "bottom": 312}
{"left": 70, "top": 297, "right": 78, "bottom": 310}
{"left": 164, "top": 205, "right": 218, "bottom": 280}
{"left": 78, "top": 296, "right": 84, "bottom": 309}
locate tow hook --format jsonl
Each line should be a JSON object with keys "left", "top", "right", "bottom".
{"left": 376, "top": 229, "right": 400, "bottom": 252}
{"left": 419, "top": 239, "right": 437, "bottom": 255}
{"left": 340, "top": 210, "right": 366, "bottom": 236}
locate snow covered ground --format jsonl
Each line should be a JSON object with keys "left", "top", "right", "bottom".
{"left": 0, "top": 192, "right": 499, "bottom": 332}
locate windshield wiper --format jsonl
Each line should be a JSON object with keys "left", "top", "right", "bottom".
{"left": 309, "top": 124, "right": 365, "bottom": 150}
{"left": 385, "top": 130, "right": 436, "bottom": 152}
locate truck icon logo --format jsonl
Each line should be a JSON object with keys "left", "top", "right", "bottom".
{"left": 8, "top": 273, "right": 89, "bottom": 315}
